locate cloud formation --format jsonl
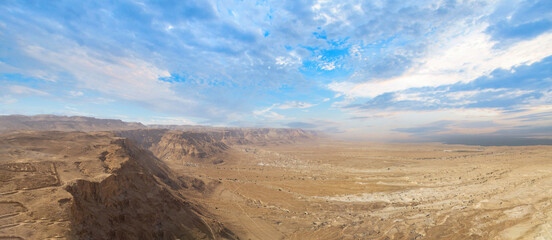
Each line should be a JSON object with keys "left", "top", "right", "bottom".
{"left": 1, "top": 0, "right": 551, "bottom": 143}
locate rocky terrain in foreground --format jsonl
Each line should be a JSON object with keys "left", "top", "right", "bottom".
{"left": 0, "top": 131, "right": 235, "bottom": 239}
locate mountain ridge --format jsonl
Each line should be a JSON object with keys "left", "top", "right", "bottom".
{"left": 0, "top": 115, "right": 145, "bottom": 133}
{"left": 0, "top": 131, "right": 236, "bottom": 239}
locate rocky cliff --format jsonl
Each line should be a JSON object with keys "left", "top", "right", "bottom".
{"left": 115, "top": 129, "right": 230, "bottom": 164}
{"left": 147, "top": 125, "right": 317, "bottom": 145}
{"left": 116, "top": 128, "right": 316, "bottom": 164}
{"left": 0, "top": 131, "right": 235, "bottom": 239}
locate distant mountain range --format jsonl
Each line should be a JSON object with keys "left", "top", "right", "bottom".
{"left": 0, "top": 114, "right": 318, "bottom": 145}
{"left": 0, "top": 115, "right": 145, "bottom": 132}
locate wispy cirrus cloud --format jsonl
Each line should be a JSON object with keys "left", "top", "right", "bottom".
{"left": 278, "top": 101, "right": 316, "bottom": 109}
{"left": 8, "top": 85, "right": 49, "bottom": 96}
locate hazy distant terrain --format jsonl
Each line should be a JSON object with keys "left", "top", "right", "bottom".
{"left": 0, "top": 115, "right": 145, "bottom": 133}
{"left": 1, "top": 115, "right": 551, "bottom": 239}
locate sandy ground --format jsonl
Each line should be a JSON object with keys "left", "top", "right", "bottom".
{"left": 1, "top": 131, "right": 552, "bottom": 239}
{"left": 171, "top": 141, "right": 552, "bottom": 239}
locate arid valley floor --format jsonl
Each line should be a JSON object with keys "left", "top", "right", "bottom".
{"left": 0, "top": 116, "right": 551, "bottom": 239}
{"left": 201, "top": 142, "right": 552, "bottom": 239}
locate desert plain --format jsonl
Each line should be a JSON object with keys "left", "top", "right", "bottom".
{"left": 0, "top": 116, "right": 551, "bottom": 239}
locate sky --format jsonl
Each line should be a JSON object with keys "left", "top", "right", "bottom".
{"left": 1, "top": 0, "right": 552, "bottom": 144}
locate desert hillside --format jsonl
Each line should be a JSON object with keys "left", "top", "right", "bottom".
{"left": 0, "top": 131, "right": 235, "bottom": 240}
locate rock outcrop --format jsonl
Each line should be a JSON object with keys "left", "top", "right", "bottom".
{"left": 0, "top": 131, "right": 235, "bottom": 240}
{"left": 65, "top": 138, "right": 234, "bottom": 239}
{"left": 116, "top": 129, "right": 230, "bottom": 163}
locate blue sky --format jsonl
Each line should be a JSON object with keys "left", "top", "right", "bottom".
{"left": 1, "top": 0, "right": 552, "bottom": 142}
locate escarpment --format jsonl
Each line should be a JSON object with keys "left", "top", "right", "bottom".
{"left": 0, "top": 115, "right": 145, "bottom": 133}
{"left": 116, "top": 129, "right": 230, "bottom": 163}
{"left": 0, "top": 131, "right": 235, "bottom": 240}
{"left": 116, "top": 128, "right": 317, "bottom": 163}
{"left": 0, "top": 118, "right": 317, "bottom": 240}
{"left": 64, "top": 138, "right": 235, "bottom": 240}
{"left": 144, "top": 126, "right": 317, "bottom": 145}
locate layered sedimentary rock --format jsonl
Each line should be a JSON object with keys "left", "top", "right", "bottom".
{"left": 116, "top": 128, "right": 316, "bottom": 163}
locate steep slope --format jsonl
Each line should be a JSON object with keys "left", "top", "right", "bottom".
{"left": 116, "top": 128, "right": 317, "bottom": 164}
{"left": 116, "top": 129, "right": 230, "bottom": 164}
{"left": 0, "top": 131, "right": 235, "bottom": 240}
{"left": 147, "top": 126, "right": 317, "bottom": 145}
{"left": 215, "top": 128, "right": 316, "bottom": 145}
{"left": 0, "top": 115, "right": 145, "bottom": 133}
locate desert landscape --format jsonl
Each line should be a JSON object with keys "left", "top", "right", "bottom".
{"left": 0, "top": 115, "right": 551, "bottom": 239}
{"left": 3, "top": 1, "right": 552, "bottom": 239}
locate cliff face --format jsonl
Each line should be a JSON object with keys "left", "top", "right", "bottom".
{"left": 116, "top": 128, "right": 316, "bottom": 163}
{"left": 147, "top": 126, "right": 317, "bottom": 145}
{"left": 151, "top": 131, "right": 230, "bottom": 161}
{"left": 116, "top": 129, "right": 230, "bottom": 163}
{"left": 0, "top": 131, "right": 235, "bottom": 240}
{"left": 65, "top": 139, "right": 234, "bottom": 239}
{"left": 211, "top": 128, "right": 316, "bottom": 145}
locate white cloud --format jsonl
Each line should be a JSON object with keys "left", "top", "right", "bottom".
{"left": 446, "top": 88, "right": 504, "bottom": 100}
{"left": 84, "top": 97, "right": 114, "bottom": 105}
{"left": 0, "top": 60, "right": 21, "bottom": 74}
{"left": 275, "top": 54, "right": 301, "bottom": 67}
{"left": 253, "top": 103, "right": 291, "bottom": 120}
{"left": 9, "top": 85, "right": 48, "bottom": 96}
{"left": 447, "top": 108, "right": 503, "bottom": 118}
{"left": 253, "top": 104, "right": 277, "bottom": 116}
{"left": 495, "top": 89, "right": 534, "bottom": 99}
{"left": 329, "top": 25, "right": 552, "bottom": 98}
{"left": 312, "top": 0, "right": 351, "bottom": 26}
{"left": 69, "top": 90, "right": 84, "bottom": 97}
{"left": 278, "top": 101, "right": 315, "bottom": 109}
{"left": 331, "top": 95, "right": 356, "bottom": 108}
{"left": 395, "top": 92, "right": 440, "bottom": 103}
{"left": 22, "top": 44, "right": 191, "bottom": 105}
{"left": 446, "top": 88, "right": 533, "bottom": 100}
{"left": 263, "top": 111, "right": 287, "bottom": 120}
{"left": 320, "top": 61, "right": 336, "bottom": 70}
{"left": 349, "top": 44, "right": 362, "bottom": 59}
{"left": 0, "top": 95, "right": 17, "bottom": 104}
